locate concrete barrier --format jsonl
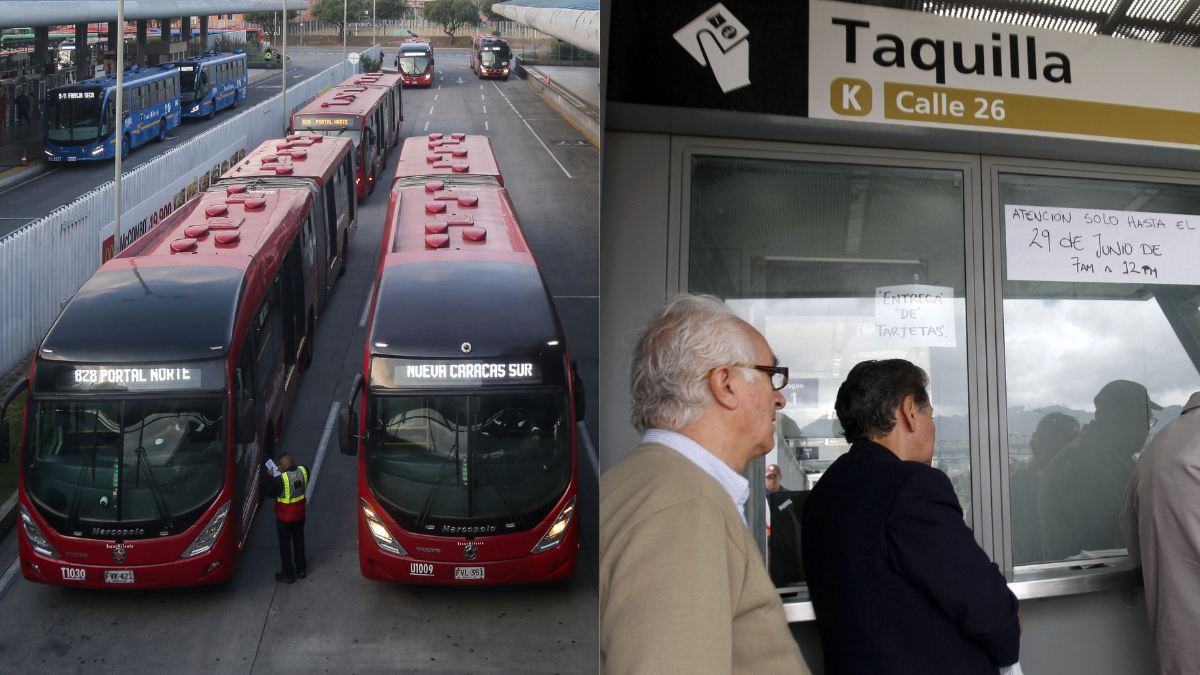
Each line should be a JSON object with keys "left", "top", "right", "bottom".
{"left": 515, "top": 57, "right": 599, "bottom": 146}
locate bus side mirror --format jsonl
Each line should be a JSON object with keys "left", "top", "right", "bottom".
{"left": 338, "top": 408, "right": 359, "bottom": 456}
{"left": 571, "top": 360, "right": 586, "bottom": 423}
{"left": 340, "top": 373, "right": 364, "bottom": 456}
{"left": 0, "top": 377, "right": 30, "bottom": 464}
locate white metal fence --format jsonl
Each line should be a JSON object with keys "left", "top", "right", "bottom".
{"left": 0, "top": 47, "right": 379, "bottom": 378}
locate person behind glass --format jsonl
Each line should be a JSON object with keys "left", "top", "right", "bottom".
{"left": 263, "top": 452, "right": 308, "bottom": 583}
{"left": 600, "top": 294, "right": 810, "bottom": 675}
{"left": 1009, "top": 412, "right": 1079, "bottom": 564}
{"left": 801, "top": 359, "right": 1020, "bottom": 675}
{"left": 1038, "top": 380, "right": 1160, "bottom": 560}
{"left": 1121, "top": 390, "right": 1200, "bottom": 674}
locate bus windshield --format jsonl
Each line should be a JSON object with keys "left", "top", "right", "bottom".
{"left": 367, "top": 393, "right": 571, "bottom": 534}
{"left": 45, "top": 93, "right": 104, "bottom": 146}
{"left": 25, "top": 397, "right": 226, "bottom": 539}
{"left": 480, "top": 49, "right": 509, "bottom": 69}
{"left": 179, "top": 69, "right": 199, "bottom": 102}
{"left": 397, "top": 54, "right": 431, "bottom": 76}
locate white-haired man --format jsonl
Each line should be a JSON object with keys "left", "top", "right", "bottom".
{"left": 600, "top": 294, "right": 810, "bottom": 675}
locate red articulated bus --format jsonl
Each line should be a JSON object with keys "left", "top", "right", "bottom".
{"left": 396, "top": 38, "right": 434, "bottom": 87}
{"left": 1, "top": 136, "right": 356, "bottom": 589}
{"left": 336, "top": 132, "right": 585, "bottom": 585}
{"left": 334, "top": 72, "right": 404, "bottom": 152}
{"left": 293, "top": 84, "right": 394, "bottom": 199}
{"left": 470, "top": 34, "right": 512, "bottom": 79}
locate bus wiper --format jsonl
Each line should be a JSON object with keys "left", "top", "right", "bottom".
{"left": 478, "top": 462, "right": 523, "bottom": 528}
{"left": 132, "top": 413, "right": 173, "bottom": 534}
{"left": 416, "top": 412, "right": 461, "bottom": 529}
{"left": 65, "top": 409, "right": 102, "bottom": 534}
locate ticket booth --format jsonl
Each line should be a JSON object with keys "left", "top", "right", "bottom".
{"left": 601, "top": 1, "right": 1200, "bottom": 672}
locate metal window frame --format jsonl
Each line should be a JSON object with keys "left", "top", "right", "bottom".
{"left": 668, "top": 137, "right": 1200, "bottom": 621}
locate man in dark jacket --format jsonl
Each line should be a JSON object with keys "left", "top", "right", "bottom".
{"left": 263, "top": 452, "right": 308, "bottom": 583}
{"left": 802, "top": 359, "right": 1021, "bottom": 675}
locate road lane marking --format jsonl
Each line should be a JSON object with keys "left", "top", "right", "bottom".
{"left": 359, "top": 281, "right": 375, "bottom": 327}
{"left": 490, "top": 82, "right": 571, "bottom": 178}
{"left": 481, "top": 94, "right": 485, "bottom": 100}
{"left": 429, "top": 106, "right": 434, "bottom": 114}
{"left": 424, "top": 121, "right": 429, "bottom": 131}
{"left": 482, "top": 105, "right": 486, "bottom": 114}
{"left": 434, "top": 94, "right": 438, "bottom": 100}
{"left": 485, "top": 121, "right": 489, "bottom": 131}
{"left": 306, "top": 401, "right": 340, "bottom": 502}
{"left": 0, "top": 167, "right": 62, "bottom": 197}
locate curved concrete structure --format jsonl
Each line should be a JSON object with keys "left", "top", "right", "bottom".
{"left": 492, "top": 1, "right": 600, "bottom": 55}
{"left": 0, "top": 1, "right": 309, "bottom": 30}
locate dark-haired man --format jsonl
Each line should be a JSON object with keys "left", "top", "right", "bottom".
{"left": 801, "top": 359, "right": 1020, "bottom": 675}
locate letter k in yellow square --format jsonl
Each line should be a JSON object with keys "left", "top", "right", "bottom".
{"left": 832, "top": 78, "right": 872, "bottom": 116}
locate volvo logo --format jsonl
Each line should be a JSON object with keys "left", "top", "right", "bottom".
{"left": 112, "top": 548, "right": 127, "bottom": 563}
{"left": 461, "top": 342, "right": 472, "bottom": 353}
{"left": 463, "top": 543, "right": 478, "bottom": 561}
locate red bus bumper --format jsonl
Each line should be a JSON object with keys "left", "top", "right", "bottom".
{"left": 17, "top": 530, "right": 236, "bottom": 589}
{"left": 479, "top": 68, "right": 510, "bottom": 78}
{"left": 401, "top": 72, "right": 434, "bottom": 86}
{"left": 359, "top": 525, "right": 578, "bottom": 585}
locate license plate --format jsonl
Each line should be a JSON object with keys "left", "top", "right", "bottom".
{"left": 454, "top": 566, "right": 484, "bottom": 580}
{"left": 105, "top": 570, "right": 134, "bottom": 584}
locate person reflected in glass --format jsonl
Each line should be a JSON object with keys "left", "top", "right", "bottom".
{"left": 1010, "top": 412, "right": 1079, "bottom": 564}
{"left": 1038, "top": 380, "right": 1161, "bottom": 560}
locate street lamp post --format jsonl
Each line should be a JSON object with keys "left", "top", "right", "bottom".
{"left": 372, "top": 0, "right": 376, "bottom": 52}
{"left": 281, "top": 0, "right": 287, "bottom": 135}
{"left": 114, "top": 0, "right": 124, "bottom": 253}
{"left": 342, "top": 0, "right": 348, "bottom": 79}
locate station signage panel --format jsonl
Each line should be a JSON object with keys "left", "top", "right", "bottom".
{"left": 809, "top": 0, "right": 1200, "bottom": 147}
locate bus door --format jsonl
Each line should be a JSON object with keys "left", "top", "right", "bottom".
{"left": 307, "top": 188, "right": 330, "bottom": 311}
{"left": 325, "top": 152, "right": 353, "bottom": 279}
{"left": 234, "top": 338, "right": 258, "bottom": 538}
{"left": 251, "top": 282, "right": 284, "bottom": 455}
{"left": 278, "top": 234, "right": 307, "bottom": 386}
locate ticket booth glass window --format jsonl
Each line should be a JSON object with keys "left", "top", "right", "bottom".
{"left": 999, "top": 174, "right": 1200, "bottom": 568}
{"left": 688, "top": 156, "right": 971, "bottom": 591}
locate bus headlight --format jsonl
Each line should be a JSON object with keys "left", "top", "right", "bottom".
{"left": 530, "top": 496, "right": 576, "bottom": 554}
{"left": 179, "top": 501, "right": 230, "bottom": 558}
{"left": 20, "top": 504, "right": 60, "bottom": 559}
{"left": 362, "top": 499, "right": 407, "bottom": 555}
{"left": 191, "top": 105, "right": 200, "bottom": 112}
{"left": 91, "top": 146, "right": 104, "bottom": 155}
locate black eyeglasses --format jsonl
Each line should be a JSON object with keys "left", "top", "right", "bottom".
{"left": 703, "top": 364, "right": 789, "bottom": 390}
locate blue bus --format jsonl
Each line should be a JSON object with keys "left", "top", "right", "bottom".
{"left": 44, "top": 64, "right": 181, "bottom": 162}
{"left": 172, "top": 50, "right": 248, "bottom": 120}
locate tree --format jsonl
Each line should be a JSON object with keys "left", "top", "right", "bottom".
{"left": 480, "top": 0, "right": 505, "bottom": 22}
{"left": 423, "top": 0, "right": 479, "bottom": 45}
{"left": 375, "top": 0, "right": 408, "bottom": 21}
{"left": 312, "top": 0, "right": 368, "bottom": 38}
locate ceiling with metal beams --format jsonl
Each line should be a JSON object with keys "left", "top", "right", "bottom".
{"left": 886, "top": 0, "right": 1200, "bottom": 46}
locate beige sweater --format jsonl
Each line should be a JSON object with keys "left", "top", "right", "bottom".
{"left": 601, "top": 442, "right": 810, "bottom": 675}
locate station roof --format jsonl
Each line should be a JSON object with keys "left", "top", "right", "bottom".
{"left": 0, "top": 1, "right": 308, "bottom": 32}
{"left": 492, "top": 0, "right": 599, "bottom": 54}
{"left": 878, "top": 0, "right": 1200, "bottom": 45}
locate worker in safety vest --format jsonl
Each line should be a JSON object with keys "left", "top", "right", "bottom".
{"left": 263, "top": 452, "right": 308, "bottom": 583}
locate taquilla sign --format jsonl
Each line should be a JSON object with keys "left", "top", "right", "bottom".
{"left": 809, "top": 0, "right": 1200, "bottom": 147}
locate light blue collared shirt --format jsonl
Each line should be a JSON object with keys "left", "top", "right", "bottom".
{"left": 643, "top": 429, "right": 750, "bottom": 524}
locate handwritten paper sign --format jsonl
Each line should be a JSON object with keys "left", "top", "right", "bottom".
{"left": 1005, "top": 205, "right": 1200, "bottom": 285}
{"left": 874, "top": 285, "right": 956, "bottom": 347}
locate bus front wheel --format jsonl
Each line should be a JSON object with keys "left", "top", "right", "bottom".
{"left": 153, "top": 120, "right": 166, "bottom": 143}
{"left": 207, "top": 103, "right": 216, "bottom": 121}
{"left": 121, "top": 135, "right": 130, "bottom": 160}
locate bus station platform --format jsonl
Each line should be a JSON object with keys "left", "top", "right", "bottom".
{"left": 0, "top": 122, "right": 46, "bottom": 191}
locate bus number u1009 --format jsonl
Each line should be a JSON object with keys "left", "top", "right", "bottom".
{"left": 410, "top": 563, "right": 434, "bottom": 576}
{"left": 61, "top": 567, "right": 86, "bottom": 581}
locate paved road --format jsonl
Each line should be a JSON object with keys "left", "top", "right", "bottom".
{"left": 0, "top": 48, "right": 351, "bottom": 240}
{"left": 0, "top": 49, "right": 599, "bottom": 674}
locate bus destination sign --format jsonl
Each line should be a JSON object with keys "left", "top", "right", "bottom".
{"left": 55, "top": 91, "right": 96, "bottom": 100}
{"left": 391, "top": 360, "right": 542, "bottom": 387}
{"left": 296, "top": 116, "right": 361, "bottom": 129}
{"left": 65, "top": 366, "right": 204, "bottom": 391}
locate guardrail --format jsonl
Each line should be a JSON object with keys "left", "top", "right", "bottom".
{"left": 0, "top": 47, "right": 380, "bottom": 378}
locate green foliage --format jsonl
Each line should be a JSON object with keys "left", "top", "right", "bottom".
{"left": 480, "top": 0, "right": 505, "bottom": 22}
{"left": 375, "top": 0, "right": 408, "bottom": 21}
{"left": 212, "top": 36, "right": 248, "bottom": 53}
{"left": 313, "top": 0, "right": 368, "bottom": 38}
{"left": 360, "top": 53, "right": 383, "bottom": 72}
{"left": 424, "top": 0, "right": 480, "bottom": 44}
